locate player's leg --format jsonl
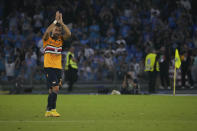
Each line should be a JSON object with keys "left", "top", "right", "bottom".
{"left": 47, "top": 89, "right": 52, "bottom": 111}
{"left": 50, "top": 85, "right": 60, "bottom": 117}
{"left": 44, "top": 68, "right": 55, "bottom": 117}
{"left": 52, "top": 69, "right": 62, "bottom": 109}
{"left": 50, "top": 69, "right": 62, "bottom": 117}
{"left": 51, "top": 86, "right": 59, "bottom": 109}
{"left": 45, "top": 89, "right": 53, "bottom": 117}
{"left": 44, "top": 68, "right": 52, "bottom": 111}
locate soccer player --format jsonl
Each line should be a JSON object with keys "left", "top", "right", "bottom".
{"left": 43, "top": 11, "right": 71, "bottom": 117}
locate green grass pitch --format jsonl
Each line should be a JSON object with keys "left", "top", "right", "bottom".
{"left": 0, "top": 95, "right": 197, "bottom": 131}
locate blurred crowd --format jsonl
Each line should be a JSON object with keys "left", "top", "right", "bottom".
{"left": 0, "top": 0, "right": 197, "bottom": 86}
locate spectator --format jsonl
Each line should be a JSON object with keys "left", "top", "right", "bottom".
{"left": 159, "top": 46, "right": 170, "bottom": 89}
{"left": 129, "top": 58, "right": 140, "bottom": 78}
{"left": 0, "top": 55, "right": 5, "bottom": 75}
{"left": 191, "top": 51, "right": 197, "bottom": 84}
{"left": 5, "top": 57, "right": 15, "bottom": 81}
{"left": 181, "top": 50, "right": 194, "bottom": 89}
{"left": 116, "top": 42, "right": 126, "bottom": 55}
{"left": 84, "top": 45, "right": 94, "bottom": 59}
{"left": 121, "top": 71, "right": 139, "bottom": 94}
{"left": 0, "top": 0, "right": 196, "bottom": 86}
{"left": 179, "top": 0, "right": 191, "bottom": 10}
{"left": 33, "top": 10, "right": 44, "bottom": 33}
{"left": 80, "top": 34, "right": 89, "bottom": 45}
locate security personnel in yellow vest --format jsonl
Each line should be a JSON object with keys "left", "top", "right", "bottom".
{"left": 144, "top": 49, "right": 160, "bottom": 93}
{"left": 65, "top": 46, "right": 78, "bottom": 92}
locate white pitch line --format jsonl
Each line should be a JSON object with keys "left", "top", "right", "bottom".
{"left": 0, "top": 120, "right": 95, "bottom": 123}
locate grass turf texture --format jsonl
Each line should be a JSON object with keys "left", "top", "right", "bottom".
{"left": 0, "top": 95, "right": 197, "bottom": 131}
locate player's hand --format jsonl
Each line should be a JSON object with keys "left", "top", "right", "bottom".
{"left": 59, "top": 79, "right": 63, "bottom": 89}
{"left": 55, "top": 11, "right": 60, "bottom": 21}
{"left": 59, "top": 13, "right": 64, "bottom": 24}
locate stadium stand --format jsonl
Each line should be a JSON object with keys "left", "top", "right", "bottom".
{"left": 0, "top": 0, "right": 197, "bottom": 94}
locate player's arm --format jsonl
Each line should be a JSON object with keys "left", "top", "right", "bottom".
{"left": 42, "top": 23, "right": 56, "bottom": 41}
{"left": 59, "top": 13, "right": 71, "bottom": 40}
{"left": 61, "top": 23, "right": 71, "bottom": 40}
{"left": 43, "top": 11, "right": 60, "bottom": 41}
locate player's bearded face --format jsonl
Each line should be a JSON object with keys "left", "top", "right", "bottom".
{"left": 52, "top": 26, "right": 61, "bottom": 38}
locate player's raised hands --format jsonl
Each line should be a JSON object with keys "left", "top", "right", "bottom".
{"left": 59, "top": 13, "right": 64, "bottom": 24}
{"left": 55, "top": 11, "right": 60, "bottom": 22}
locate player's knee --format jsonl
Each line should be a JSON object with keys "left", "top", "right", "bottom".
{"left": 52, "top": 86, "right": 59, "bottom": 93}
